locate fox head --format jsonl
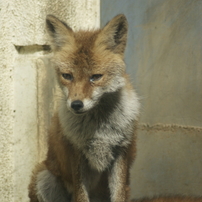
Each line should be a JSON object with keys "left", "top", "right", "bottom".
{"left": 46, "top": 14, "right": 128, "bottom": 114}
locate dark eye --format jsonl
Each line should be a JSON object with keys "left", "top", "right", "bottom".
{"left": 62, "top": 73, "right": 73, "bottom": 81}
{"left": 90, "top": 74, "right": 103, "bottom": 82}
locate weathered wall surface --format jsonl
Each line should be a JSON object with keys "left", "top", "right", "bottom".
{"left": 0, "top": 1, "right": 99, "bottom": 201}
{"left": 0, "top": 3, "right": 15, "bottom": 201}
{"left": 101, "top": 0, "right": 202, "bottom": 199}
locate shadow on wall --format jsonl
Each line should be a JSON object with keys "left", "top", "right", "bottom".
{"left": 100, "top": 0, "right": 202, "bottom": 199}
{"left": 136, "top": 0, "right": 202, "bottom": 126}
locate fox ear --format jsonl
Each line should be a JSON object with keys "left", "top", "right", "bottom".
{"left": 46, "top": 15, "right": 75, "bottom": 51}
{"left": 96, "top": 14, "right": 128, "bottom": 54}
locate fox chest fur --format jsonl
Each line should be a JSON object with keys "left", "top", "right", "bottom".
{"left": 59, "top": 88, "right": 139, "bottom": 172}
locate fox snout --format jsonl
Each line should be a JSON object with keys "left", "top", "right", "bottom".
{"left": 71, "top": 100, "right": 84, "bottom": 112}
{"left": 68, "top": 98, "right": 97, "bottom": 114}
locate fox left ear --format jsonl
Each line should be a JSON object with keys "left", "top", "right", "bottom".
{"left": 46, "top": 15, "right": 75, "bottom": 51}
{"left": 96, "top": 14, "right": 128, "bottom": 54}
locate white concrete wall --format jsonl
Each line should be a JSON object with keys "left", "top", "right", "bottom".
{"left": 0, "top": 1, "right": 100, "bottom": 201}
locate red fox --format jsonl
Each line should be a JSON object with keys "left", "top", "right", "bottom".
{"left": 28, "top": 14, "right": 140, "bottom": 202}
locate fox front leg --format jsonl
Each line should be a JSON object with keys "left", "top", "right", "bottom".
{"left": 71, "top": 152, "right": 90, "bottom": 202}
{"left": 108, "top": 154, "right": 130, "bottom": 202}
{"left": 36, "top": 170, "right": 71, "bottom": 202}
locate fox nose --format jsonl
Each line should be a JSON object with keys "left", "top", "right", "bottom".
{"left": 71, "top": 100, "right": 84, "bottom": 111}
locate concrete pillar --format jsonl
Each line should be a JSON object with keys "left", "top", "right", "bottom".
{"left": 0, "top": 1, "right": 100, "bottom": 201}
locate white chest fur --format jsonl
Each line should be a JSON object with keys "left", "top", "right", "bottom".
{"left": 59, "top": 88, "right": 140, "bottom": 172}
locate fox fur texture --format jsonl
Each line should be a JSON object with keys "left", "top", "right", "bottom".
{"left": 28, "top": 14, "right": 140, "bottom": 202}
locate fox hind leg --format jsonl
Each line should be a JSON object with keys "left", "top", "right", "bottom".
{"left": 36, "top": 170, "right": 71, "bottom": 202}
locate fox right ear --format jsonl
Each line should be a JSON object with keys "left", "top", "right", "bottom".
{"left": 96, "top": 14, "right": 128, "bottom": 55}
{"left": 46, "top": 15, "right": 75, "bottom": 51}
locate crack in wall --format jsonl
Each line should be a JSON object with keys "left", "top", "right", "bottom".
{"left": 14, "top": 44, "right": 51, "bottom": 54}
{"left": 138, "top": 123, "right": 202, "bottom": 133}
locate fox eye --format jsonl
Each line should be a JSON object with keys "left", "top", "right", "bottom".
{"left": 90, "top": 74, "right": 103, "bottom": 82}
{"left": 62, "top": 73, "right": 73, "bottom": 81}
